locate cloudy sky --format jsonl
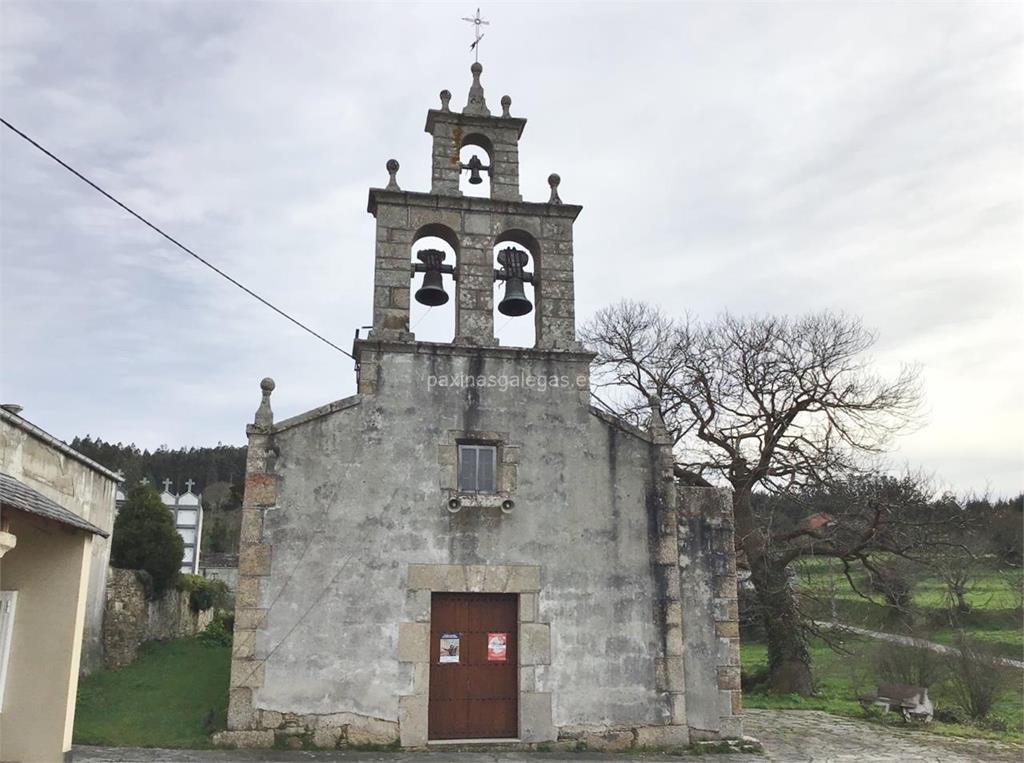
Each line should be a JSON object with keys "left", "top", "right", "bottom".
{"left": 1, "top": 1, "right": 1021, "bottom": 495}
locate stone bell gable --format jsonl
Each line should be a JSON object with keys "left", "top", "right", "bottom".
{"left": 367, "top": 63, "right": 578, "bottom": 350}
{"left": 218, "top": 63, "right": 741, "bottom": 751}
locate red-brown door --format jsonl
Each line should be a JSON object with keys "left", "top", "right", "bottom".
{"left": 428, "top": 593, "right": 518, "bottom": 739}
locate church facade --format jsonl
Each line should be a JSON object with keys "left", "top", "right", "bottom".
{"left": 220, "top": 64, "right": 742, "bottom": 750}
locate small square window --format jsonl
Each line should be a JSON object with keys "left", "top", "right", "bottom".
{"left": 458, "top": 444, "right": 497, "bottom": 493}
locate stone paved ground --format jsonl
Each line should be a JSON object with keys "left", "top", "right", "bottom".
{"left": 744, "top": 709, "right": 1022, "bottom": 762}
{"left": 73, "top": 709, "right": 1024, "bottom": 763}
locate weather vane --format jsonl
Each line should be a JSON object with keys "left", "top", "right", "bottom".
{"left": 462, "top": 8, "right": 489, "bottom": 62}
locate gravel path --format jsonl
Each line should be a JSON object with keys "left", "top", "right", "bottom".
{"left": 813, "top": 620, "right": 1024, "bottom": 670}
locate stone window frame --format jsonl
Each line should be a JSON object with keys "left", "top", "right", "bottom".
{"left": 397, "top": 564, "right": 553, "bottom": 747}
{"left": 438, "top": 429, "right": 519, "bottom": 511}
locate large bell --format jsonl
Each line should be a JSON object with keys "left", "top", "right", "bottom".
{"left": 498, "top": 278, "right": 532, "bottom": 316}
{"left": 496, "top": 247, "right": 534, "bottom": 316}
{"left": 415, "top": 269, "right": 449, "bottom": 306}
{"left": 413, "top": 249, "right": 450, "bottom": 306}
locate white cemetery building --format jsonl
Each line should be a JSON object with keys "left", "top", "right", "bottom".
{"left": 160, "top": 479, "right": 203, "bottom": 574}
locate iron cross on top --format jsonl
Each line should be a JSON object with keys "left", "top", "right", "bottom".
{"left": 462, "top": 8, "right": 489, "bottom": 62}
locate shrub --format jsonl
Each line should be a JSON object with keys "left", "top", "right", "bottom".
{"left": 110, "top": 483, "right": 184, "bottom": 596}
{"left": 933, "top": 706, "right": 967, "bottom": 725}
{"left": 198, "top": 610, "right": 235, "bottom": 646}
{"left": 874, "top": 641, "right": 945, "bottom": 689}
{"left": 868, "top": 563, "right": 914, "bottom": 615}
{"left": 177, "top": 574, "right": 231, "bottom": 613}
{"left": 948, "top": 634, "right": 1012, "bottom": 720}
{"left": 207, "top": 518, "right": 229, "bottom": 553}
{"left": 740, "top": 667, "right": 770, "bottom": 691}
{"left": 132, "top": 569, "right": 156, "bottom": 600}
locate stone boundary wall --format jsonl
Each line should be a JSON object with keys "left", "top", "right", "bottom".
{"left": 102, "top": 567, "right": 214, "bottom": 669}
{"left": 677, "top": 486, "right": 743, "bottom": 740}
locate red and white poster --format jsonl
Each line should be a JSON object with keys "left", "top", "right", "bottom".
{"left": 487, "top": 632, "right": 507, "bottom": 662}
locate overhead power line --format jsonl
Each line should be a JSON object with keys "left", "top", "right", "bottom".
{"left": 0, "top": 117, "right": 355, "bottom": 361}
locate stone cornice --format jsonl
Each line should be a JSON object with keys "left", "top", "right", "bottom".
{"left": 367, "top": 188, "right": 582, "bottom": 221}
{"left": 353, "top": 338, "right": 595, "bottom": 364}
{"left": 424, "top": 108, "right": 527, "bottom": 138}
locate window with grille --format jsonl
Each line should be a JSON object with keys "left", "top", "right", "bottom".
{"left": 458, "top": 444, "right": 497, "bottom": 493}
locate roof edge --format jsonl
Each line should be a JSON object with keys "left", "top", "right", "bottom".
{"left": 0, "top": 409, "right": 122, "bottom": 483}
{"left": 272, "top": 394, "right": 363, "bottom": 434}
{"left": 0, "top": 472, "right": 110, "bottom": 538}
{"left": 588, "top": 406, "right": 655, "bottom": 445}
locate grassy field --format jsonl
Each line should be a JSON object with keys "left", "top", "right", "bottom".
{"left": 741, "top": 637, "right": 1023, "bottom": 743}
{"left": 75, "top": 638, "right": 229, "bottom": 748}
{"left": 794, "top": 558, "right": 1023, "bottom": 658}
{"left": 742, "top": 556, "right": 1024, "bottom": 743}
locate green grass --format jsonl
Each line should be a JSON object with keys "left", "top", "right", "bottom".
{"left": 742, "top": 637, "right": 1024, "bottom": 744}
{"left": 74, "top": 637, "right": 230, "bottom": 748}
{"left": 794, "top": 558, "right": 1024, "bottom": 658}
{"left": 796, "top": 558, "right": 1022, "bottom": 611}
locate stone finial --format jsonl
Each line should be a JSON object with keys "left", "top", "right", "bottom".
{"left": 255, "top": 377, "right": 275, "bottom": 428}
{"left": 647, "top": 393, "right": 670, "bottom": 442}
{"left": 463, "top": 62, "right": 491, "bottom": 117}
{"left": 547, "top": 173, "right": 562, "bottom": 205}
{"left": 440, "top": 89, "right": 452, "bottom": 112}
{"left": 500, "top": 95, "right": 511, "bottom": 118}
{"left": 385, "top": 159, "right": 401, "bottom": 191}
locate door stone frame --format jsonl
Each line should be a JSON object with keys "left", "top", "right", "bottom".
{"left": 397, "top": 564, "right": 553, "bottom": 747}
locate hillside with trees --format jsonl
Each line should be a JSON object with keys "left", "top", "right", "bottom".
{"left": 71, "top": 436, "right": 246, "bottom": 553}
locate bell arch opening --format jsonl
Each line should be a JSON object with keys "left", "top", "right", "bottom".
{"left": 459, "top": 133, "right": 494, "bottom": 198}
{"left": 410, "top": 224, "right": 458, "bottom": 343}
{"left": 493, "top": 229, "right": 538, "bottom": 348}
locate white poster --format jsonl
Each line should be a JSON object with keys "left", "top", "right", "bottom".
{"left": 439, "top": 632, "right": 460, "bottom": 663}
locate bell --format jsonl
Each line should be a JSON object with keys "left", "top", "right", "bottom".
{"left": 498, "top": 277, "right": 532, "bottom": 316}
{"left": 496, "top": 247, "right": 533, "bottom": 316}
{"left": 464, "top": 154, "right": 485, "bottom": 185}
{"left": 413, "top": 249, "right": 450, "bottom": 306}
{"left": 415, "top": 269, "right": 449, "bottom": 306}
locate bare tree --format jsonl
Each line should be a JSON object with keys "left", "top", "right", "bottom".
{"left": 948, "top": 634, "right": 1013, "bottom": 720}
{"left": 582, "top": 302, "right": 925, "bottom": 695}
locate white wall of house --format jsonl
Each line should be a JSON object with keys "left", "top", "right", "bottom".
{"left": 0, "top": 413, "right": 118, "bottom": 676}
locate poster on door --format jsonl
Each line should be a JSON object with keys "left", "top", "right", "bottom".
{"left": 439, "top": 633, "right": 460, "bottom": 663}
{"left": 487, "top": 632, "right": 508, "bottom": 662}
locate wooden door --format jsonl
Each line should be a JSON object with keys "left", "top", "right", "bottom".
{"left": 428, "top": 593, "right": 518, "bottom": 739}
